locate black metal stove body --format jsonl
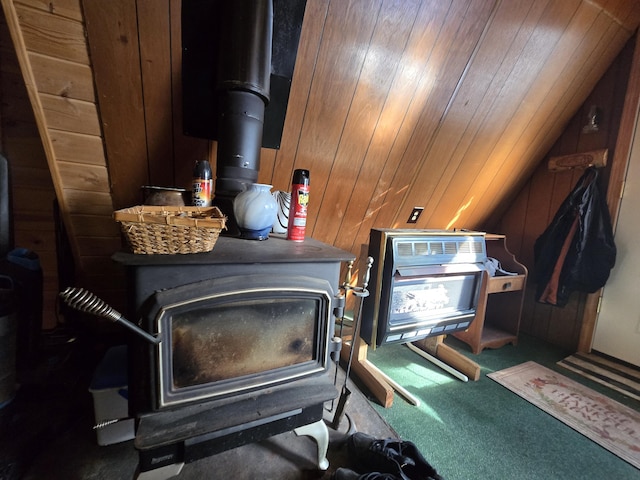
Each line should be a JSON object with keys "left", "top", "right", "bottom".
{"left": 361, "top": 229, "right": 487, "bottom": 348}
{"left": 113, "top": 236, "right": 354, "bottom": 477}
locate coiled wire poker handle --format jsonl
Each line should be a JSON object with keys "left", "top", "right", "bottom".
{"left": 59, "top": 287, "right": 160, "bottom": 345}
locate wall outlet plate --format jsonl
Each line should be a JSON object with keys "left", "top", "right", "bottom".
{"left": 407, "top": 207, "right": 424, "bottom": 223}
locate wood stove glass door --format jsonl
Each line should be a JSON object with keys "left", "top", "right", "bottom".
{"left": 170, "top": 296, "right": 319, "bottom": 388}
{"left": 152, "top": 285, "right": 333, "bottom": 409}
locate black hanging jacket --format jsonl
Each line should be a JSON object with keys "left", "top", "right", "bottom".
{"left": 533, "top": 167, "right": 616, "bottom": 307}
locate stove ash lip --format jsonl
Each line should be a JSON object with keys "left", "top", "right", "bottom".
{"left": 135, "top": 274, "right": 341, "bottom": 411}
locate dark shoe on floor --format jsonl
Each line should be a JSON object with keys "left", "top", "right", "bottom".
{"left": 332, "top": 468, "right": 401, "bottom": 480}
{"left": 347, "top": 432, "right": 443, "bottom": 480}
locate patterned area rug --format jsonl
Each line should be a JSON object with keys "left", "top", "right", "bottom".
{"left": 488, "top": 361, "right": 640, "bottom": 469}
{"left": 558, "top": 352, "right": 640, "bottom": 402}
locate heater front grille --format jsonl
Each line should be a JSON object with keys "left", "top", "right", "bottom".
{"left": 361, "top": 229, "right": 487, "bottom": 347}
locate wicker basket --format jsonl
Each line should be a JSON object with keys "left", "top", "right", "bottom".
{"left": 114, "top": 205, "right": 227, "bottom": 254}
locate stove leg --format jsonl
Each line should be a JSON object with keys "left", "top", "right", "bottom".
{"left": 294, "top": 419, "right": 329, "bottom": 470}
{"left": 134, "top": 462, "right": 184, "bottom": 480}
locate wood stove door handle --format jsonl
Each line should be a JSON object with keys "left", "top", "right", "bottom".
{"left": 362, "top": 256, "right": 374, "bottom": 290}
{"left": 354, "top": 256, "right": 374, "bottom": 298}
{"left": 343, "top": 260, "right": 354, "bottom": 288}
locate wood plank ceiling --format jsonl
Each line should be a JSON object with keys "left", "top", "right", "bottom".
{"left": 1, "top": 0, "right": 639, "bottom": 321}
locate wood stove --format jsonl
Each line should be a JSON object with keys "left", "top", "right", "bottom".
{"left": 113, "top": 236, "right": 354, "bottom": 479}
{"left": 361, "top": 229, "right": 486, "bottom": 348}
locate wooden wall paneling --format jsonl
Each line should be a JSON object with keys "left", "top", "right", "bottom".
{"left": 546, "top": 292, "right": 584, "bottom": 350}
{"left": 312, "top": 0, "right": 423, "bottom": 246}
{"left": 168, "top": 0, "right": 210, "bottom": 190}
{"left": 137, "top": 0, "right": 174, "bottom": 188}
{"left": 496, "top": 31, "right": 637, "bottom": 349}
{"left": 545, "top": 35, "right": 633, "bottom": 348}
{"left": 6, "top": 132, "right": 48, "bottom": 166}
{"left": 350, "top": 0, "right": 496, "bottom": 253}
{"left": 70, "top": 213, "right": 119, "bottom": 237}
{"left": 523, "top": 152, "right": 581, "bottom": 342}
{"left": 40, "top": 94, "right": 101, "bottom": 135}
{"left": 8, "top": 162, "right": 53, "bottom": 187}
{"left": 361, "top": 2, "right": 494, "bottom": 236}
{"left": 74, "top": 236, "right": 122, "bottom": 257}
{"left": 56, "top": 161, "right": 110, "bottom": 191}
{"left": 14, "top": 3, "right": 88, "bottom": 63}
{"left": 0, "top": 76, "right": 35, "bottom": 122}
{"left": 11, "top": 194, "right": 55, "bottom": 226}
{"left": 528, "top": 19, "right": 630, "bottom": 152}
{"left": 544, "top": 132, "right": 584, "bottom": 344}
{"left": 14, "top": 225, "right": 55, "bottom": 257}
{"left": 2, "top": 0, "right": 81, "bottom": 328}
{"left": 257, "top": 148, "right": 277, "bottom": 186}
{"left": 594, "top": 0, "right": 640, "bottom": 32}
{"left": 373, "top": 0, "right": 499, "bottom": 232}
{"left": 464, "top": 2, "right": 630, "bottom": 229}
{"left": 50, "top": 130, "right": 104, "bottom": 165}
{"left": 417, "top": 0, "right": 562, "bottom": 229}
{"left": 29, "top": 53, "right": 94, "bottom": 101}
{"left": 427, "top": 0, "right": 583, "bottom": 230}
{"left": 491, "top": 180, "right": 529, "bottom": 259}
{"left": 0, "top": 46, "right": 23, "bottom": 81}
{"left": 621, "top": 3, "right": 640, "bottom": 33}
{"left": 3, "top": 0, "right": 124, "bottom": 327}
{"left": 82, "top": 0, "right": 148, "bottom": 210}
{"left": 572, "top": 38, "right": 636, "bottom": 191}
{"left": 575, "top": 102, "right": 615, "bottom": 158}
{"left": 288, "top": 0, "right": 383, "bottom": 242}
{"left": 597, "top": 38, "right": 636, "bottom": 191}
{"left": 516, "top": 160, "right": 553, "bottom": 337}
{"left": 0, "top": 11, "right": 58, "bottom": 328}
{"left": 1, "top": 97, "right": 36, "bottom": 126}
{"left": 269, "top": 0, "right": 330, "bottom": 193}
{"left": 15, "top": 0, "right": 83, "bottom": 21}
{"left": 63, "top": 189, "right": 113, "bottom": 215}
{"left": 332, "top": 0, "right": 457, "bottom": 253}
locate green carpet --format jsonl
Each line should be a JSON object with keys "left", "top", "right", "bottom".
{"left": 364, "top": 334, "right": 639, "bottom": 480}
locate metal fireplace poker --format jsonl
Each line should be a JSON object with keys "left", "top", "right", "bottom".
{"left": 331, "top": 256, "right": 373, "bottom": 431}
{"left": 59, "top": 288, "right": 160, "bottom": 346}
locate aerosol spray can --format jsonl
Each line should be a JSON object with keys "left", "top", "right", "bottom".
{"left": 287, "top": 169, "right": 310, "bottom": 242}
{"left": 192, "top": 160, "right": 212, "bottom": 207}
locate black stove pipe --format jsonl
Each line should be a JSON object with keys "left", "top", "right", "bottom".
{"left": 213, "top": 0, "right": 273, "bottom": 225}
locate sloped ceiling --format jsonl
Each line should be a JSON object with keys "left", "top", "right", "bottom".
{"left": 2, "top": 0, "right": 640, "bottom": 296}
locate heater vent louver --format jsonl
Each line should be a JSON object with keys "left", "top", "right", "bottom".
{"left": 458, "top": 240, "right": 483, "bottom": 254}
{"left": 393, "top": 234, "right": 486, "bottom": 267}
{"left": 414, "top": 242, "right": 429, "bottom": 256}
{"left": 397, "top": 242, "right": 414, "bottom": 257}
{"left": 444, "top": 241, "right": 457, "bottom": 254}
{"left": 430, "top": 242, "right": 444, "bottom": 255}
